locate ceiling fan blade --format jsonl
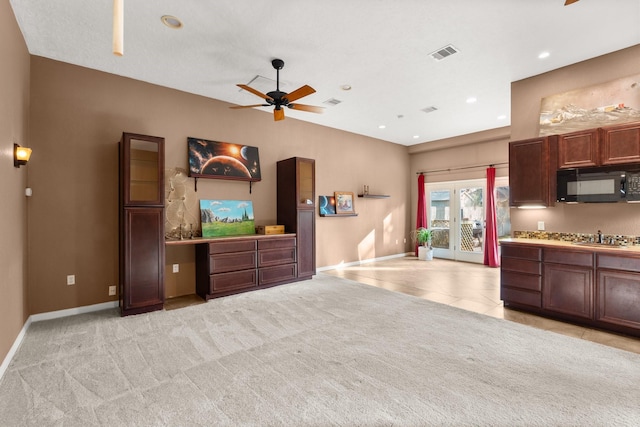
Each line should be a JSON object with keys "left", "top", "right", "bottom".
{"left": 564, "top": 0, "right": 579, "bottom": 5}
{"left": 229, "top": 104, "right": 269, "bottom": 109}
{"left": 284, "top": 85, "right": 315, "bottom": 103}
{"left": 237, "top": 84, "right": 274, "bottom": 101}
{"left": 289, "top": 104, "right": 324, "bottom": 114}
{"left": 274, "top": 108, "right": 285, "bottom": 121}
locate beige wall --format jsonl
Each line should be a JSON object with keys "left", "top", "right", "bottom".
{"left": 27, "top": 56, "right": 411, "bottom": 313}
{"left": 510, "top": 44, "right": 640, "bottom": 235}
{"left": 0, "top": 1, "right": 30, "bottom": 365}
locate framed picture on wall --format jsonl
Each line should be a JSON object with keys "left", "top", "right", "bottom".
{"left": 334, "top": 191, "right": 355, "bottom": 214}
{"left": 188, "top": 137, "right": 261, "bottom": 182}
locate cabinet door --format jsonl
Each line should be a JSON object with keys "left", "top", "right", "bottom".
{"left": 597, "top": 269, "right": 640, "bottom": 329}
{"left": 509, "top": 136, "right": 557, "bottom": 207}
{"left": 557, "top": 129, "right": 599, "bottom": 169}
{"left": 122, "top": 208, "right": 165, "bottom": 314}
{"left": 543, "top": 263, "right": 593, "bottom": 319}
{"left": 297, "top": 209, "right": 316, "bottom": 279}
{"left": 120, "top": 133, "right": 165, "bottom": 206}
{"left": 600, "top": 122, "right": 640, "bottom": 165}
{"left": 297, "top": 158, "right": 315, "bottom": 208}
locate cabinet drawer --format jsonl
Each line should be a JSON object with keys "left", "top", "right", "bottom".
{"left": 210, "top": 269, "right": 257, "bottom": 292}
{"left": 501, "top": 287, "right": 541, "bottom": 308}
{"left": 208, "top": 239, "right": 256, "bottom": 254}
{"left": 210, "top": 251, "right": 256, "bottom": 274}
{"left": 501, "top": 258, "right": 541, "bottom": 275}
{"left": 597, "top": 254, "right": 640, "bottom": 273}
{"left": 501, "top": 245, "right": 541, "bottom": 261}
{"left": 544, "top": 248, "right": 593, "bottom": 267}
{"left": 258, "top": 237, "right": 296, "bottom": 250}
{"left": 259, "top": 263, "right": 297, "bottom": 286}
{"left": 501, "top": 271, "right": 541, "bottom": 291}
{"left": 258, "top": 247, "right": 296, "bottom": 267}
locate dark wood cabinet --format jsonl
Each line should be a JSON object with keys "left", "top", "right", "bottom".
{"left": 195, "top": 235, "right": 297, "bottom": 300}
{"left": 596, "top": 253, "right": 640, "bottom": 330}
{"left": 599, "top": 122, "right": 640, "bottom": 165}
{"left": 508, "top": 136, "right": 557, "bottom": 207}
{"left": 119, "top": 133, "right": 165, "bottom": 316}
{"left": 501, "top": 241, "right": 640, "bottom": 337}
{"left": 542, "top": 249, "right": 594, "bottom": 320}
{"left": 500, "top": 244, "right": 542, "bottom": 308}
{"left": 277, "top": 157, "right": 316, "bottom": 279}
{"left": 557, "top": 129, "right": 599, "bottom": 169}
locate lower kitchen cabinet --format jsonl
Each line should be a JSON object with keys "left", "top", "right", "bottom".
{"left": 542, "top": 249, "right": 594, "bottom": 320}
{"left": 501, "top": 241, "right": 640, "bottom": 337}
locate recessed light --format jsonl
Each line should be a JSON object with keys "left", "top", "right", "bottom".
{"left": 497, "top": 114, "right": 507, "bottom": 120}
{"left": 413, "top": 135, "right": 420, "bottom": 139}
{"left": 341, "top": 84, "right": 352, "bottom": 91}
{"left": 538, "top": 51, "right": 550, "bottom": 59}
{"left": 378, "top": 125, "right": 386, "bottom": 129}
{"left": 466, "top": 97, "right": 477, "bottom": 104}
{"left": 161, "top": 15, "right": 183, "bottom": 29}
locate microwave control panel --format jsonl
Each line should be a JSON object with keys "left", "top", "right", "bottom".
{"left": 626, "top": 172, "right": 640, "bottom": 200}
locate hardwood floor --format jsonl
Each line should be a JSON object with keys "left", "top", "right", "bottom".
{"left": 322, "top": 256, "right": 640, "bottom": 355}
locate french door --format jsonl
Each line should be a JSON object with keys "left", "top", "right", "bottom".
{"left": 426, "top": 178, "right": 509, "bottom": 263}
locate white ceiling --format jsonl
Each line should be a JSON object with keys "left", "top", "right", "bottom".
{"left": 9, "top": 0, "right": 640, "bottom": 146}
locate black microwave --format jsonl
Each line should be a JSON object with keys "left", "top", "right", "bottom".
{"left": 557, "top": 168, "right": 627, "bottom": 203}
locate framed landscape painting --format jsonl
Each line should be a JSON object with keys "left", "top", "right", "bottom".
{"left": 199, "top": 199, "right": 255, "bottom": 237}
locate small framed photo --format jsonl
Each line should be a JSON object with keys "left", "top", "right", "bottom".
{"left": 334, "top": 191, "right": 355, "bottom": 214}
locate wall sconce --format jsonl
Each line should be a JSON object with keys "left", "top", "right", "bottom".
{"left": 14, "top": 143, "right": 32, "bottom": 168}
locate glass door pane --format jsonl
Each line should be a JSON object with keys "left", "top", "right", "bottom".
{"left": 429, "top": 189, "right": 452, "bottom": 258}
{"left": 458, "top": 186, "right": 484, "bottom": 257}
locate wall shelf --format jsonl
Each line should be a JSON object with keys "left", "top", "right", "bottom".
{"left": 320, "top": 213, "right": 358, "bottom": 217}
{"left": 357, "top": 194, "right": 390, "bottom": 198}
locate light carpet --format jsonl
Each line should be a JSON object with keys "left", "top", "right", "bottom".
{"left": 1, "top": 274, "right": 640, "bottom": 426}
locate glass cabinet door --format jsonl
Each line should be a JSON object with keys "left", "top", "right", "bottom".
{"left": 122, "top": 133, "right": 164, "bottom": 206}
{"left": 297, "top": 158, "right": 315, "bottom": 208}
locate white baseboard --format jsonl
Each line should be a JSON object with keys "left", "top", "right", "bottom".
{"left": 0, "top": 301, "right": 118, "bottom": 381}
{"left": 317, "top": 252, "right": 410, "bottom": 272}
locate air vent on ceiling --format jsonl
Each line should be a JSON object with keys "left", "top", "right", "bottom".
{"left": 323, "top": 98, "right": 342, "bottom": 106}
{"left": 429, "top": 45, "right": 459, "bottom": 61}
{"left": 421, "top": 106, "right": 438, "bottom": 114}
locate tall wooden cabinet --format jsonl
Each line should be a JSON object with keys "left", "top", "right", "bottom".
{"left": 119, "top": 133, "right": 165, "bottom": 316}
{"left": 277, "top": 157, "right": 316, "bottom": 280}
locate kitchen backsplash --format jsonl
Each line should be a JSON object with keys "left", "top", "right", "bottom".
{"left": 513, "top": 231, "right": 640, "bottom": 246}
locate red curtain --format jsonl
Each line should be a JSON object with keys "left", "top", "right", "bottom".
{"left": 416, "top": 174, "right": 427, "bottom": 256}
{"left": 484, "top": 167, "right": 500, "bottom": 267}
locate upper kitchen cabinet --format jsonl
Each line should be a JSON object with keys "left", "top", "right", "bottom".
{"left": 599, "top": 122, "right": 640, "bottom": 166}
{"left": 509, "top": 136, "right": 558, "bottom": 207}
{"left": 557, "top": 129, "right": 599, "bottom": 169}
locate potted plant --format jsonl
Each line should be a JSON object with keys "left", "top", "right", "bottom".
{"left": 411, "top": 227, "right": 433, "bottom": 260}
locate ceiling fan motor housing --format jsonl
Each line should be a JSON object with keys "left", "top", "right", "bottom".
{"left": 271, "top": 59, "right": 284, "bottom": 70}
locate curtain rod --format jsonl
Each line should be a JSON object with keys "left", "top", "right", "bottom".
{"left": 417, "top": 161, "right": 508, "bottom": 175}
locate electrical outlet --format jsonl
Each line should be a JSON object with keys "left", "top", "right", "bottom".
{"left": 108, "top": 285, "right": 116, "bottom": 296}
{"left": 403, "top": 238, "right": 407, "bottom": 243}
{"left": 172, "top": 264, "right": 179, "bottom": 273}
{"left": 537, "top": 221, "right": 545, "bottom": 231}
{"left": 67, "top": 275, "right": 75, "bottom": 285}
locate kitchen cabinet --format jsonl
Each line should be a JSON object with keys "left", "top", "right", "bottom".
{"left": 542, "top": 248, "right": 594, "bottom": 320}
{"left": 501, "top": 240, "right": 640, "bottom": 337}
{"left": 277, "top": 157, "right": 316, "bottom": 279}
{"left": 599, "top": 121, "right": 640, "bottom": 165}
{"left": 119, "top": 133, "right": 165, "bottom": 316}
{"left": 557, "top": 129, "right": 599, "bottom": 169}
{"left": 508, "top": 136, "right": 557, "bottom": 207}
{"left": 500, "top": 244, "right": 542, "bottom": 308}
{"left": 596, "top": 253, "right": 640, "bottom": 330}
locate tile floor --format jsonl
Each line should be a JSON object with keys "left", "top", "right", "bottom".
{"left": 322, "top": 256, "right": 640, "bottom": 355}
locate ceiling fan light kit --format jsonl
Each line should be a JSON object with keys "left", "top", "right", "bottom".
{"left": 232, "top": 59, "right": 324, "bottom": 121}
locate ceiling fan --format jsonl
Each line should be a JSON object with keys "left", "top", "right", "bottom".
{"left": 231, "top": 59, "right": 324, "bottom": 121}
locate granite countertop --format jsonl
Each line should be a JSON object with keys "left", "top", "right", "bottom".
{"left": 500, "top": 238, "right": 640, "bottom": 254}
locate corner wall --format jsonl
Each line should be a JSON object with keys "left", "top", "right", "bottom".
{"left": 27, "top": 57, "right": 410, "bottom": 314}
{"left": 0, "top": 2, "right": 30, "bottom": 365}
